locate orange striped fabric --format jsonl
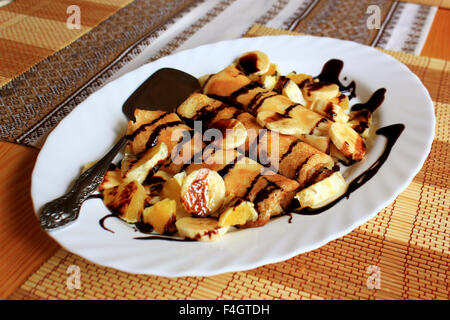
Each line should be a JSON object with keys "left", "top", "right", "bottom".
{"left": 0, "top": 0, "right": 133, "bottom": 87}
{"left": 402, "top": 0, "right": 450, "bottom": 8}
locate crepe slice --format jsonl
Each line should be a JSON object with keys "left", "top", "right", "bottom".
{"left": 125, "top": 109, "right": 204, "bottom": 175}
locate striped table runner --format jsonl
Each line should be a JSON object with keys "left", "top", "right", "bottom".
{"left": 7, "top": 24, "right": 449, "bottom": 300}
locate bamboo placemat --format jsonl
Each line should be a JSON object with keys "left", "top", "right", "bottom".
{"left": 9, "top": 25, "right": 449, "bottom": 300}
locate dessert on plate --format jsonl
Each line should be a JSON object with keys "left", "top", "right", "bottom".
{"left": 92, "top": 51, "right": 379, "bottom": 241}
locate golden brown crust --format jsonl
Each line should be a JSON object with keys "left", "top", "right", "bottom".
{"left": 352, "top": 137, "right": 366, "bottom": 161}
{"left": 126, "top": 110, "right": 205, "bottom": 175}
{"left": 203, "top": 65, "right": 251, "bottom": 97}
{"left": 126, "top": 111, "right": 190, "bottom": 155}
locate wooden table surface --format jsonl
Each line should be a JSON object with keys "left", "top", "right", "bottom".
{"left": 0, "top": 8, "right": 449, "bottom": 300}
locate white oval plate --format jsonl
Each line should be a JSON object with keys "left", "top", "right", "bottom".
{"left": 31, "top": 36, "right": 434, "bottom": 276}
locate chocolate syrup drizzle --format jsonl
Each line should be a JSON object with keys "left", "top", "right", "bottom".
{"left": 99, "top": 212, "right": 193, "bottom": 241}
{"left": 217, "top": 153, "right": 245, "bottom": 178}
{"left": 290, "top": 123, "right": 405, "bottom": 216}
{"left": 315, "top": 59, "right": 356, "bottom": 100}
{"left": 351, "top": 88, "right": 386, "bottom": 113}
{"left": 86, "top": 194, "right": 104, "bottom": 200}
{"left": 134, "top": 234, "right": 195, "bottom": 241}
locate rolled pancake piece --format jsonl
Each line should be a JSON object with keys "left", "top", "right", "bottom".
{"left": 125, "top": 109, "right": 203, "bottom": 175}
{"left": 184, "top": 148, "right": 300, "bottom": 227}
{"left": 177, "top": 93, "right": 335, "bottom": 189}
{"left": 202, "top": 65, "right": 252, "bottom": 98}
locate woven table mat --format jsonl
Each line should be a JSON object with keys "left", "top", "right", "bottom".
{"left": 0, "top": 0, "right": 439, "bottom": 147}
{"left": 9, "top": 25, "right": 449, "bottom": 300}
{"left": 0, "top": 0, "right": 135, "bottom": 88}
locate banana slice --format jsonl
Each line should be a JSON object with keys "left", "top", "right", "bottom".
{"left": 176, "top": 217, "right": 229, "bottom": 241}
{"left": 295, "top": 171, "right": 347, "bottom": 209}
{"left": 248, "top": 63, "right": 280, "bottom": 90}
{"left": 329, "top": 144, "right": 352, "bottom": 165}
{"left": 103, "top": 180, "right": 146, "bottom": 223}
{"left": 143, "top": 198, "right": 177, "bottom": 234}
{"left": 266, "top": 63, "right": 280, "bottom": 76}
{"left": 330, "top": 93, "right": 349, "bottom": 110}
{"left": 329, "top": 122, "right": 366, "bottom": 161}
{"left": 208, "top": 118, "right": 247, "bottom": 150}
{"left": 302, "top": 82, "right": 340, "bottom": 102}
{"left": 298, "top": 134, "right": 331, "bottom": 154}
{"left": 121, "top": 142, "right": 169, "bottom": 184}
{"left": 347, "top": 109, "right": 372, "bottom": 139}
{"left": 218, "top": 199, "right": 258, "bottom": 227}
{"left": 160, "top": 171, "right": 189, "bottom": 219}
{"left": 235, "top": 51, "right": 270, "bottom": 75}
{"left": 258, "top": 74, "right": 278, "bottom": 90}
{"left": 99, "top": 167, "right": 122, "bottom": 192}
{"left": 277, "top": 78, "right": 307, "bottom": 106}
{"left": 286, "top": 73, "right": 313, "bottom": 88}
{"left": 256, "top": 111, "right": 295, "bottom": 135}
{"left": 310, "top": 99, "right": 349, "bottom": 123}
{"left": 180, "top": 168, "right": 226, "bottom": 217}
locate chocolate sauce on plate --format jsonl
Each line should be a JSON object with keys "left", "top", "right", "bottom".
{"left": 134, "top": 235, "right": 195, "bottom": 241}
{"left": 99, "top": 214, "right": 116, "bottom": 233}
{"left": 351, "top": 88, "right": 386, "bottom": 113}
{"left": 99, "top": 211, "right": 191, "bottom": 241}
{"left": 236, "top": 53, "right": 260, "bottom": 75}
{"left": 315, "top": 59, "right": 356, "bottom": 99}
{"left": 86, "top": 193, "right": 103, "bottom": 200}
